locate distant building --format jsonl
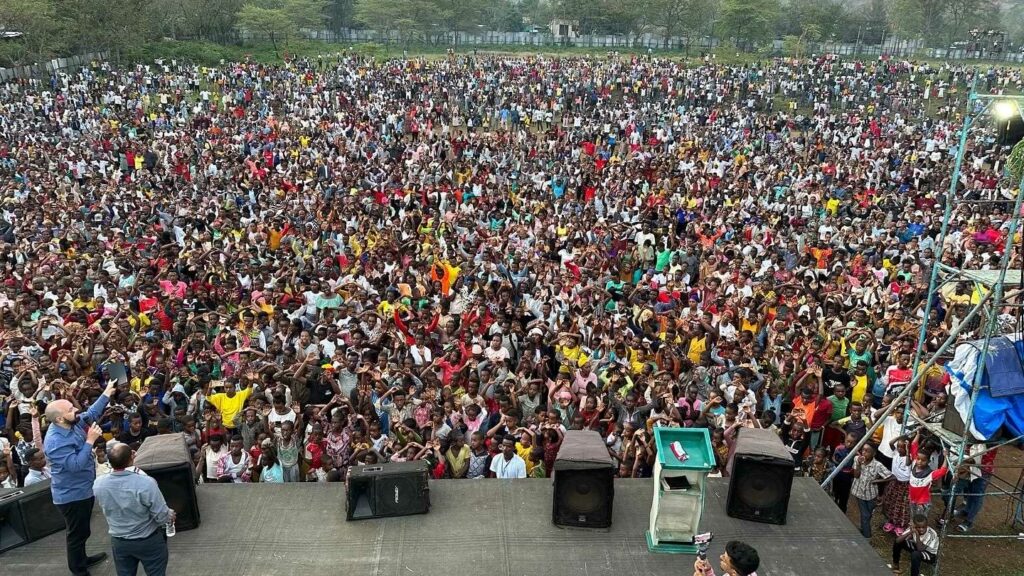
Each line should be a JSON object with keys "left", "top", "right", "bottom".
{"left": 549, "top": 19, "right": 578, "bottom": 40}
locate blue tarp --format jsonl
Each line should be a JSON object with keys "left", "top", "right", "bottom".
{"left": 948, "top": 338, "right": 1024, "bottom": 440}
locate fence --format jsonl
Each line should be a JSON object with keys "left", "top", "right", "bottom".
{"left": 291, "top": 29, "right": 1024, "bottom": 62}
{"left": 299, "top": 28, "right": 716, "bottom": 51}
{"left": 0, "top": 51, "right": 109, "bottom": 81}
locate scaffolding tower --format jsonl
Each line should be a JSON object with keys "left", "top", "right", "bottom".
{"left": 821, "top": 79, "right": 1024, "bottom": 576}
{"left": 909, "top": 85, "right": 1024, "bottom": 576}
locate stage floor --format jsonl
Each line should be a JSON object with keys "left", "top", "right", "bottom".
{"left": 4, "top": 477, "right": 890, "bottom": 576}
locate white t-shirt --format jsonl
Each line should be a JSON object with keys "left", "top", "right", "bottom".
{"left": 484, "top": 345, "right": 509, "bottom": 364}
{"left": 268, "top": 409, "right": 297, "bottom": 429}
{"left": 878, "top": 415, "right": 902, "bottom": 459}
{"left": 489, "top": 454, "right": 527, "bottom": 479}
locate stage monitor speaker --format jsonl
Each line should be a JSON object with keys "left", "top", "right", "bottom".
{"left": 552, "top": 430, "right": 615, "bottom": 529}
{"left": 726, "top": 428, "right": 794, "bottom": 525}
{"left": 346, "top": 461, "right": 430, "bottom": 521}
{"left": 0, "top": 479, "right": 65, "bottom": 553}
{"left": 942, "top": 405, "right": 966, "bottom": 438}
{"left": 134, "top": 434, "right": 201, "bottom": 531}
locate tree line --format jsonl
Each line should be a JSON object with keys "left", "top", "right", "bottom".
{"left": 1, "top": 0, "right": 1022, "bottom": 66}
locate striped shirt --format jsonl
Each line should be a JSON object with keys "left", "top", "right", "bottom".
{"left": 851, "top": 458, "right": 890, "bottom": 501}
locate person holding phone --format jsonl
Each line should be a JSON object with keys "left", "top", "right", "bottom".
{"left": 693, "top": 540, "right": 760, "bottom": 576}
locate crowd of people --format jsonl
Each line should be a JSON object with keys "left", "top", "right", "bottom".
{"left": 1, "top": 49, "right": 1021, "bottom": 576}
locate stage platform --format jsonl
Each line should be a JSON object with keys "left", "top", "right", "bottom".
{"left": 3, "top": 478, "right": 890, "bottom": 576}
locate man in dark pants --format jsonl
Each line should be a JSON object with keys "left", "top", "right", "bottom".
{"left": 44, "top": 380, "right": 118, "bottom": 575}
{"left": 94, "top": 443, "right": 173, "bottom": 575}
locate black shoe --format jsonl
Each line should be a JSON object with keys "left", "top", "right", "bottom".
{"left": 86, "top": 553, "right": 108, "bottom": 567}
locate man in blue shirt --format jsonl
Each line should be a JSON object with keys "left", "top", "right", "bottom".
{"left": 43, "top": 379, "right": 117, "bottom": 575}
{"left": 94, "top": 443, "right": 173, "bottom": 576}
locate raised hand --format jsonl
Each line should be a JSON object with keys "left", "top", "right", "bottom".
{"left": 86, "top": 423, "right": 103, "bottom": 444}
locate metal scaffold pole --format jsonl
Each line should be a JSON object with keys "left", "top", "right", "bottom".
{"left": 905, "top": 77, "right": 1024, "bottom": 576}
{"left": 820, "top": 78, "right": 1024, "bottom": 576}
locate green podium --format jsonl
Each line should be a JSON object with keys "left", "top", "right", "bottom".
{"left": 645, "top": 427, "right": 715, "bottom": 554}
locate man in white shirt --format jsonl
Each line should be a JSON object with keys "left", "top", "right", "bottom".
{"left": 489, "top": 437, "right": 526, "bottom": 479}
{"left": 483, "top": 334, "right": 510, "bottom": 364}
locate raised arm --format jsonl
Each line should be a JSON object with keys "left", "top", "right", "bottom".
{"left": 82, "top": 379, "right": 117, "bottom": 425}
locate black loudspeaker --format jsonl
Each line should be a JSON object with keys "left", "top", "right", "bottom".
{"left": 552, "top": 430, "right": 615, "bottom": 529}
{"left": 134, "top": 434, "right": 201, "bottom": 531}
{"left": 942, "top": 406, "right": 966, "bottom": 438}
{"left": 726, "top": 428, "right": 795, "bottom": 525}
{"left": 0, "top": 479, "right": 65, "bottom": 553}
{"left": 346, "top": 461, "right": 430, "bottom": 521}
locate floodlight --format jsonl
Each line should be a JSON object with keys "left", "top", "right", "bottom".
{"left": 994, "top": 100, "right": 1017, "bottom": 121}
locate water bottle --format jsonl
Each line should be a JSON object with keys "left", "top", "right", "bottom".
{"left": 165, "top": 520, "right": 176, "bottom": 537}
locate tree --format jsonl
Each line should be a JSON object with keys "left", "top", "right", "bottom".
{"left": 483, "top": 0, "right": 527, "bottom": 32}
{"left": 643, "top": 0, "right": 718, "bottom": 49}
{"left": 0, "top": 0, "right": 67, "bottom": 66}
{"left": 145, "top": 0, "right": 244, "bottom": 41}
{"left": 236, "top": 0, "right": 326, "bottom": 55}
{"left": 326, "top": 0, "right": 356, "bottom": 30}
{"left": 354, "top": 0, "right": 445, "bottom": 44}
{"left": 430, "top": 0, "right": 490, "bottom": 44}
{"left": 51, "top": 0, "right": 155, "bottom": 55}
{"left": 720, "top": 0, "right": 779, "bottom": 49}
{"left": 555, "top": 0, "right": 601, "bottom": 35}
{"left": 779, "top": 0, "right": 846, "bottom": 42}
{"left": 944, "top": 0, "right": 1000, "bottom": 50}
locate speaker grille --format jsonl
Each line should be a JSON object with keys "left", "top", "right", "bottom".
{"left": 0, "top": 497, "right": 29, "bottom": 552}
{"left": 726, "top": 457, "right": 793, "bottom": 525}
{"left": 22, "top": 493, "right": 65, "bottom": 540}
{"left": 375, "top": 476, "right": 428, "bottom": 517}
{"left": 345, "top": 463, "right": 430, "bottom": 520}
{"left": 553, "top": 469, "right": 614, "bottom": 528}
{"left": 0, "top": 481, "right": 65, "bottom": 552}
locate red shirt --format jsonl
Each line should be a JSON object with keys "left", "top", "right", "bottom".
{"left": 908, "top": 439, "right": 947, "bottom": 504}
{"left": 305, "top": 441, "right": 324, "bottom": 469}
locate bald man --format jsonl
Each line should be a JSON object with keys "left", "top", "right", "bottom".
{"left": 43, "top": 379, "right": 117, "bottom": 576}
{"left": 94, "top": 443, "right": 173, "bottom": 576}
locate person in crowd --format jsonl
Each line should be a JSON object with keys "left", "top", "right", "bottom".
{"left": 851, "top": 444, "right": 891, "bottom": 539}
{"left": 693, "top": 540, "right": 760, "bottom": 576}
{"left": 490, "top": 436, "right": 527, "bottom": 479}
{"left": 1, "top": 52, "right": 1018, "bottom": 570}
{"left": 890, "top": 514, "right": 939, "bottom": 576}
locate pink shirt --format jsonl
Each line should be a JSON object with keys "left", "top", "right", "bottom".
{"left": 158, "top": 280, "right": 186, "bottom": 299}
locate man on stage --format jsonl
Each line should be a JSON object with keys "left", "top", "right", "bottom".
{"left": 94, "top": 443, "right": 174, "bottom": 576}
{"left": 44, "top": 380, "right": 117, "bottom": 575}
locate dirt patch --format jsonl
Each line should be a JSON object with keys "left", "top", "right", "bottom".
{"left": 842, "top": 445, "right": 1024, "bottom": 576}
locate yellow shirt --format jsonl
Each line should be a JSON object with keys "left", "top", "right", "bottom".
{"left": 208, "top": 387, "right": 253, "bottom": 427}
{"left": 825, "top": 198, "right": 840, "bottom": 215}
{"left": 851, "top": 374, "right": 868, "bottom": 404}
{"left": 557, "top": 345, "right": 589, "bottom": 367}
{"left": 516, "top": 442, "right": 535, "bottom": 474}
{"left": 268, "top": 229, "right": 284, "bottom": 251}
{"left": 687, "top": 335, "right": 707, "bottom": 364}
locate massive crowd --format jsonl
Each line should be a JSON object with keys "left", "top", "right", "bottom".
{"left": 0, "top": 50, "right": 1019, "bottom": 574}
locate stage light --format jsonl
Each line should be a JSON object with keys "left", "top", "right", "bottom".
{"left": 994, "top": 100, "right": 1017, "bottom": 121}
